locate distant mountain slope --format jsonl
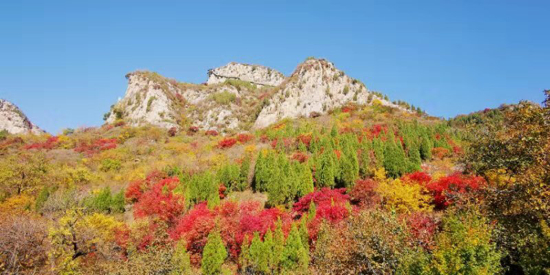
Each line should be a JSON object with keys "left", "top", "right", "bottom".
{"left": 0, "top": 99, "right": 43, "bottom": 134}
{"left": 105, "top": 58, "right": 408, "bottom": 132}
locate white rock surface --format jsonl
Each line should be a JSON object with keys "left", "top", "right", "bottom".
{"left": 207, "top": 62, "right": 285, "bottom": 87}
{"left": 107, "top": 58, "right": 408, "bottom": 132}
{"left": 0, "top": 99, "right": 44, "bottom": 134}
{"left": 253, "top": 58, "right": 402, "bottom": 129}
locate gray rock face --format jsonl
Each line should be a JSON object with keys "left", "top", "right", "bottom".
{"left": 107, "top": 58, "right": 406, "bottom": 132}
{"left": 0, "top": 99, "right": 44, "bottom": 134}
{"left": 207, "top": 62, "right": 285, "bottom": 87}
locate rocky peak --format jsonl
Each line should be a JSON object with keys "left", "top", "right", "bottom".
{"left": 0, "top": 99, "right": 43, "bottom": 134}
{"left": 106, "top": 58, "right": 408, "bottom": 132}
{"left": 207, "top": 62, "right": 285, "bottom": 87}
{"left": 252, "top": 58, "right": 400, "bottom": 129}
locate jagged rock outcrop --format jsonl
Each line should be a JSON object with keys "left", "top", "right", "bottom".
{"left": 0, "top": 99, "right": 43, "bottom": 134}
{"left": 207, "top": 62, "right": 285, "bottom": 87}
{"left": 105, "top": 71, "right": 268, "bottom": 131}
{"left": 106, "top": 58, "right": 406, "bottom": 132}
{"left": 253, "top": 58, "right": 399, "bottom": 129}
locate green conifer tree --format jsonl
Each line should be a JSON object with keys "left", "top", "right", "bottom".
{"left": 280, "top": 224, "right": 309, "bottom": 273}
{"left": 237, "top": 154, "right": 251, "bottom": 191}
{"left": 171, "top": 240, "right": 191, "bottom": 275}
{"left": 201, "top": 229, "right": 227, "bottom": 275}
{"left": 248, "top": 232, "right": 269, "bottom": 274}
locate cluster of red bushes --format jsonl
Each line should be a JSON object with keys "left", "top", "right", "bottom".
{"left": 236, "top": 133, "right": 254, "bottom": 143}
{"left": 74, "top": 138, "right": 117, "bottom": 155}
{"left": 24, "top": 136, "right": 59, "bottom": 150}
{"left": 297, "top": 134, "right": 312, "bottom": 147}
{"left": 292, "top": 152, "right": 309, "bottom": 163}
{"left": 218, "top": 137, "right": 237, "bottom": 149}
{"left": 402, "top": 171, "right": 486, "bottom": 209}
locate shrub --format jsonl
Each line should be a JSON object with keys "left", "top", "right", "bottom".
{"left": 426, "top": 173, "right": 486, "bottom": 209}
{"left": 211, "top": 91, "right": 236, "bottom": 105}
{"left": 236, "top": 133, "right": 254, "bottom": 143}
{"left": 376, "top": 179, "right": 432, "bottom": 214}
{"left": 349, "top": 179, "right": 379, "bottom": 208}
{"left": 133, "top": 177, "right": 184, "bottom": 224}
{"left": 100, "top": 158, "right": 122, "bottom": 172}
{"left": 218, "top": 138, "right": 237, "bottom": 149}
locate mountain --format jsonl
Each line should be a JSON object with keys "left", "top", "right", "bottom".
{"left": 105, "top": 58, "right": 405, "bottom": 132}
{"left": 0, "top": 99, "right": 43, "bottom": 134}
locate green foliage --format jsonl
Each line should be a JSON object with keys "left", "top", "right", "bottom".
{"left": 35, "top": 186, "right": 51, "bottom": 212}
{"left": 243, "top": 232, "right": 270, "bottom": 274}
{"left": 280, "top": 224, "right": 309, "bottom": 273}
{"left": 100, "top": 158, "right": 122, "bottom": 172}
{"left": 237, "top": 154, "right": 251, "bottom": 191}
{"left": 383, "top": 133, "right": 407, "bottom": 178}
{"left": 211, "top": 91, "right": 237, "bottom": 105}
{"left": 216, "top": 163, "right": 240, "bottom": 192}
{"left": 201, "top": 229, "right": 227, "bottom": 275}
{"left": 84, "top": 187, "right": 125, "bottom": 214}
{"left": 171, "top": 240, "right": 192, "bottom": 275}
{"left": 224, "top": 79, "right": 257, "bottom": 91}
{"left": 431, "top": 210, "right": 502, "bottom": 275}
{"left": 186, "top": 171, "right": 220, "bottom": 208}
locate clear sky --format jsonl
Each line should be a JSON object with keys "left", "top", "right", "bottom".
{"left": 1, "top": 1, "right": 548, "bottom": 133}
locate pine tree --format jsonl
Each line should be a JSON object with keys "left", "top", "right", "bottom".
{"left": 248, "top": 232, "right": 269, "bottom": 274}
{"left": 299, "top": 218, "right": 310, "bottom": 252}
{"left": 373, "top": 138, "right": 385, "bottom": 168}
{"left": 171, "top": 240, "right": 191, "bottom": 275}
{"left": 383, "top": 133, "right": 406, "bottom": 178}
{"left": 237, "top": 154, "right": 251, "bottom": 191}
{"left": 359, "top": 140, "right": 372, "bottom": 178}
{"left": 338, "top": 136, "right": 359, "bottom": 188}
{"left": 315, "top": 149, "right": 336, "bottom": 188}
{"left": 280, "top": 224, "right": 309, "bottom": 273}
{"left": 406, "top": 142, "right": 422, "bottom": 173}
{"left": 294, "top": 161, "right": 314, "bottom": 198}
{"left": 263, "top": 229, "right": 277, "bottom": 273}
{"left": 420, "top": 135, "right": 433, "bottom": 160}
{"left": 201, "top": 229, "right": 227, "bottom": 275}
{"left": 272, "top": 220, "right": 285, "bottom": 272}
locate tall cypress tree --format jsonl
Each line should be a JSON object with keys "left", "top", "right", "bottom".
{"left": 237, "top": 154, "right": 251, "bottom": 191}
{"left": 272, "top": 220, "right": 285, "bottom": 272}
{"left": 280, "top": 224, "right": 309, "bottom": 273}
{"left": 171, "top": 240, "right": 191, "bottom": 275}
{"left": 359, "top": 140, "right": 372, "bottom": 178}
{"left": 315, "top": 149, "right": 336, "bottom": 188}
{"left": 201, "top": 229, "right": 227, "bottom": 275}
{"left": 248, "top": 232, "right": 269, "bottom": 274}
{"left": 263, "top": 229, "right": 277, "bottom": 273}
{"left": 420, "top": 135, "right": 433, "bottom": 160}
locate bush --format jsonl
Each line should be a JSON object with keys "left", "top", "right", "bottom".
{"left": 218, "top": 138, "right": 237, "bottom": 149}
{"left": 211, "top": 91, "right": 236, "bottom": 105}
{"left": 100, "top": 158, "right": 122, "bottom": 172}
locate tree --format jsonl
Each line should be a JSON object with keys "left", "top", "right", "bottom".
{"left": 0, "top": 152, "right": 48, "bottom": 196}
{"left": 280, "top": 224, "right": 309, "bottom": 273}
{"left": 431, "top": 209, "right": 502, "bottom": 275}
{"left": 171, "top": 240, "right": 192, "bottom": 275}
{"left": 201, "top": 229, "right": 227, "bottom": 275}
{"left": 314, "top": 148, "right": 336, "bottom": 188}
{"left": 246, "top": 232, "right": 269, "bottom": 274}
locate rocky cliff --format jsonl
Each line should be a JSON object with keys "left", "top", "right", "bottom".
{"left": 0, "top": 99, "right": 43, "bottom": 134}
{"left": 207, "top": 62, "right": 285, "bottom": 87}
{"left": 106, "top": 58, "right": 406, "bottom": 132}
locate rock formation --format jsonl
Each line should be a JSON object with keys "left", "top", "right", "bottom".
{"left": 0, "top": 99, "right": 44, "bottom": 134}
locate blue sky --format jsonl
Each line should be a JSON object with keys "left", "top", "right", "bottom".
{"left": 1, "top": 1, "right": 548, "bottom": 133}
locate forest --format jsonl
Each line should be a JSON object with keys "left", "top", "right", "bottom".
{"left": 0, "top": 91, "right": 548, "bottom": 275}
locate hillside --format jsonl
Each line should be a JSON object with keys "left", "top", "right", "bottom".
{"left": 0, "top": 69, "right": 548, "bottom": 274}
